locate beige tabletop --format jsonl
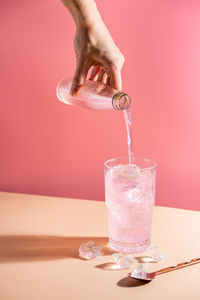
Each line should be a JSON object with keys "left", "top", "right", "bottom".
{"left": 0, "top": 192, "right": 200, "bottom": 300}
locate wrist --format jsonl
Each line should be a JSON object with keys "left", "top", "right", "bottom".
{"left": 75, "top": 2, "right": 102, "bottom": 30}
{"left": 62, "top": 0, "right": 104, "bottom": 31}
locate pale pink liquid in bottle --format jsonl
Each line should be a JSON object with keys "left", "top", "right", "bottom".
{"left": 56, "top": 78, "right": 131, "bottom": 111}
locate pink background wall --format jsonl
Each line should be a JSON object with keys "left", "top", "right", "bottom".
{"left": 1, "top": 0, "right": 200, "bottom": 210}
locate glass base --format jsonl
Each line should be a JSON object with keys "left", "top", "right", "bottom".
{"left": 109, "top": 238, "right": 150, "bottom": 254}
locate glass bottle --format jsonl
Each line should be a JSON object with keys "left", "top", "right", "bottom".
{"left": 56, "top": 78, "right": 131, "bottom": 111}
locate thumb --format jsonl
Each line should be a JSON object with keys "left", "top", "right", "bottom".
{"left": 70, "top": 60, "right": 90, "bottom": 96}
{"left": 107, "top": 64, "right": 122, "bottom": 91}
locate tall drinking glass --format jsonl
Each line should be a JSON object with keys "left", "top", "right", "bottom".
{"left": 104, "top": 157, "right": 156, "bottom": 253}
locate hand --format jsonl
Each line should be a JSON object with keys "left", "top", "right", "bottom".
{"left": 71, "top": 21, "right": 124, "bottom": 96}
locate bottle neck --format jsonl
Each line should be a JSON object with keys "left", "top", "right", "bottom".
{"left": 112, "top": 91, "right": 131, "bottom": 110}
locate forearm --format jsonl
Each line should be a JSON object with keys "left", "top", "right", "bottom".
{"left": 61, "top": 0, "right": 124, "bottom": 92}
{"left": 61, "top": 0, "right": 102, "bottom": 28}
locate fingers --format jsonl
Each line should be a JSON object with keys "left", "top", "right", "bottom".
{"left": 106, "top": 65, "right": 122, "bottom": 91}
{"left": 97, "top": 69, "right": 108, "bottom": 84}
{"left": 106, "top": 77, "right": 110, "bottom": 86}
{"left": 70, "top": 59, "right": 91, "bottom": 96}
{"left": 89, "top": 66, "right": 108, "bottom": 84}
{"left": 89, "top": 65, "right": 101, "bottom": 81}
{"left": 89, "top": 63, "right": 122, "bottom": 90}
{"left": 71, "top": 58, "right": 123, "bottom": 96}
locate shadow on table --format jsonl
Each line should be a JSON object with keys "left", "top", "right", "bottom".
{"left": 0, "top": 235, "right": 112, "bottom": 263}
{"left": 117, "top": 277, "right": 149, "bottom": 287}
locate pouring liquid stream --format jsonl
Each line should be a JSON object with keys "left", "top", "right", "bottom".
{"left": 123, "top": 109, "right": 134, "bottom": 165}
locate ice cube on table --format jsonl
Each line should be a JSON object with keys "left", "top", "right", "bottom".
{"left": 112, "top": 253, "right": 135, "bottom": 269}
{"left": 79, "top": 241, "right": 102, "bottom": 259}
{"left": 131, "top": 263, "right": 148, "bottom": 280}
{"left": 145, "top": 246, "right": 163, "bottom": 262}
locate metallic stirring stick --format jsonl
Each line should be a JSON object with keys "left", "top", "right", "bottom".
{"left": 128, "top": 258, "right": 200, "bottom": 282}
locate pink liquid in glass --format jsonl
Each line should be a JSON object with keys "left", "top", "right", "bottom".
{"left": 105, "top": 160, "right": 155, "bottom": 253}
